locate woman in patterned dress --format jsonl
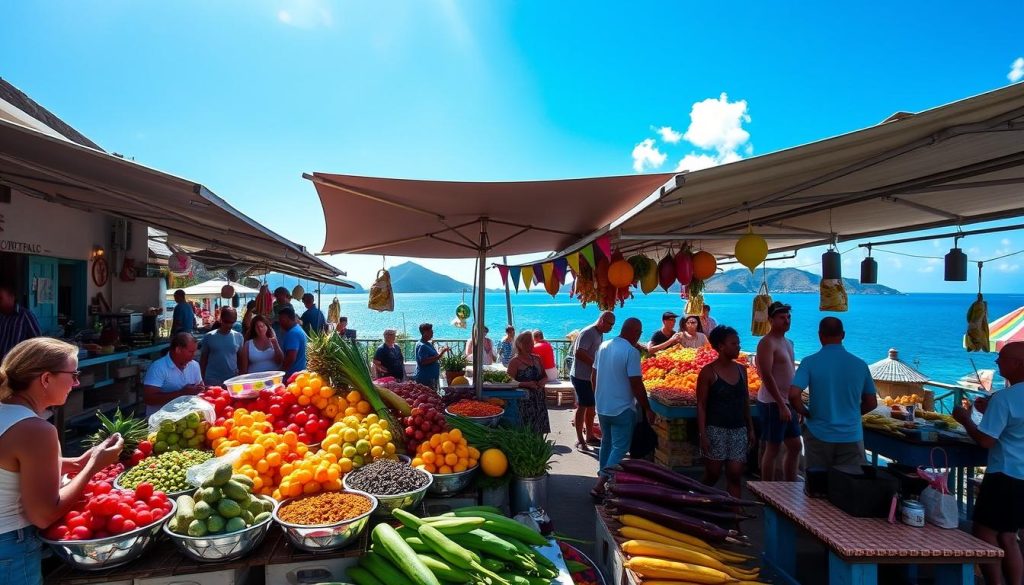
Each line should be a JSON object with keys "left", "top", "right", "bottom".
{"left": 507, "top": 331, "right": 550, "bottom": 434}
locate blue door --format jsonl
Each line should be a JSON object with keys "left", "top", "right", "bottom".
{"left": 27, "top": 255, "right": 59, "bottom": 335}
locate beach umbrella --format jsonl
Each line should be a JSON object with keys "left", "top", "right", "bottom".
{"left": 988, "top": 306, "right": 1024, "bottom": 352}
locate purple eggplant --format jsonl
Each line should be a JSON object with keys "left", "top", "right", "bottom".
{"left": 605, "top": 497, "right": 747, "bottom": 545}
{"left": 608, "top": 482, "right": 761, "bottom": 508}
{"left": 614, "top": 459, "right": 730, "bottom": 497}
{"left": 611, "top": 471, "right": 671, "bottom": 488}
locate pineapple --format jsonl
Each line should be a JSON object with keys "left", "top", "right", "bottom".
{"left": 306, "top": 331, "right": 346, "bottom": 387}
{"left": 85, "top": 409, "right": 149, "bottom": 460}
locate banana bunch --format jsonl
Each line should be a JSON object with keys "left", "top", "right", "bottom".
{"left": 862, "top": 413, "right": 904, "bottom": 436}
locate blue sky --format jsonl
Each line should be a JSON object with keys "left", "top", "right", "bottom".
{"left": 2, "top": 1, "right": 1022, "bottom": 292}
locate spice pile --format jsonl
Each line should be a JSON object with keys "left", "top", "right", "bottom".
{"left": 277, "top": 492, "right": 373, "bottom": 525}
{"left": 446, "top": 399, "right": 503, "bottom": 418}
{"left": 345, "top": 459, "right": 429, "bottom": 495}
{"left": 117, "top": 449, "right": 212, "bottom": 494}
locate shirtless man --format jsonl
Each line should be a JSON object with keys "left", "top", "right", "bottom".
{"left": 755, "top": 302, "right": 800, "bottom": 481}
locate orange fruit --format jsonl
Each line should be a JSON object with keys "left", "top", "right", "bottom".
{"left": 480, "top": 449, "right": 508, "bottom": 477}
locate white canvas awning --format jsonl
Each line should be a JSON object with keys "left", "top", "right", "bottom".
{"left": 165, "top": 279, "right": 259, "bottom": 299}
{"left": 0, "top": 117, "right": 350, "bottom": 287}
{"left": 552, "top": 83, "right": 1024, "bottom": 259}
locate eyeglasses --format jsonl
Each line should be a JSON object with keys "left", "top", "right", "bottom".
{"left": 52, "top": 370, "right": 81, "bottom": 382}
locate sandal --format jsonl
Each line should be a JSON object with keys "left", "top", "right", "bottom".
{"left": 575, "top": 441, "right": 592, "bottom": 453}
{"left": 586, "top": 437, "right": 602, "bottom": 447}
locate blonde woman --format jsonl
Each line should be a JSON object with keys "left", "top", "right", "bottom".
{"left": 0, "top": 338, "right": 123, "bottom": 584}
{"left": 507, "top": 331, "right": 550, "bottom": 434}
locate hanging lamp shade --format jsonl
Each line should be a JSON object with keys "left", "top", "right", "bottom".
{"left": 734, "top": 232, "right": 768, "bottom": 273}
{"left": 821, "top": 249, "right": 842, "bottom": 280}
{"left": 860, "top": 256, "right": 878, "bottom": 284}
{"left": 945, "top": 247, "right": 968, "bottom": 281}
{"left": 455, "top": 303, "right": 471, "bottom": 320}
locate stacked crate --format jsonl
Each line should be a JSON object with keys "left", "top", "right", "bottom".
{"left": 653, "top": 417, "right": 698, "bottom": 469}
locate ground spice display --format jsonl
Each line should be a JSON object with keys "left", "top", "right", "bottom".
{"left": 278, "top": 492, "right": 372, "bottom": 525}
{"left": 447, "top": 399, "right": 503, "bottom": 417}
{"left": 345, "top": 459, "right": 430, "bottom": 495}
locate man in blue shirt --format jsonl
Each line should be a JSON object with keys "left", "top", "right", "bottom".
{"left": 954, "top": 341, "right": 1024, "bottom": 585}
{"left": 170, "top": 289, "right": 196, "bottom": 335}
{"left": 277, "top": 307, "right": 308, "bottom": 377}
{"left": 788, "top": 317, "right": 877, "bottom": 469}
{"left": 300, "top": 293, "right": 329, "bottom": 336}
{"left": 414, "top": 322, "right": 449, "bottom": 390}
{"left": 200, "top": 307, "right": 243, "bottom": 386}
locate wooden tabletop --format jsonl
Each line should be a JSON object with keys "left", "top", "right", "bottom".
{"left": 748, "top": 481, "right": 1002, "bottom": 562}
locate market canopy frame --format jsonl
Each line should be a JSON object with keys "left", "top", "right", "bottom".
{"left": 550, "top": 83, "right": 1024, "bottom": 260}
{"left": 0, "top": 117, "right": 351, "bottom": 287}
{"left": 165, "top": 279, "right": 260, "bottom": 299}
{"left": 306, "top": 171, "right": 681, "bottom": 392}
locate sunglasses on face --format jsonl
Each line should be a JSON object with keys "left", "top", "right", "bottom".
{"left": 52, "top": 370, "right": 81, "bottom": 382}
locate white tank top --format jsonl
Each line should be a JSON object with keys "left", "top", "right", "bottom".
{"left": 246, "top": 340, "right": 279, "bottom": 373}
{"left": 0, "top": 403, "right": 37, "bottom": 534}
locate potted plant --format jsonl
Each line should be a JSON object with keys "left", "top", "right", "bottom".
{"left": 439, "top": 351, "right": 469, "bottom": 385}
{"left": 498, "top": 427, "right": 555, "bottom": 514}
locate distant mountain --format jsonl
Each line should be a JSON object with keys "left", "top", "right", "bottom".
{"left": 701, "top": 268, "right": 901, "bottom": 294}
{"left": 388, "top": 262, "right": 478, "bottom": 293}
{"left": 260, "top": 273, "right": 365, "bottom": 294}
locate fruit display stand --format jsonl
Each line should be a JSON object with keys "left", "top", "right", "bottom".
{"left": 594, "top": 507, "right": 641, "bottom": 585}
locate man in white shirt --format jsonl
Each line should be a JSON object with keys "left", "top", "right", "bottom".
{"left": 590, "top": 317, "right": 655, "bottom": 499}
{"left": 143, "top": 333, "right": 203, "bottom": 415}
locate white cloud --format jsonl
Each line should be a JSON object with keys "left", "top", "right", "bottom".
{"left": 675, "top": 153, "right": 718, "bottom": 172}
{"left": 276, "top": 0, "right": 333, "bottom": 28}
{"left": 917, "top": 265, "right": 935, "bottom": 273}
{"left": 683, "top": 93, "right": 751, "bottom": 155}
{"left": 654, "top": 126, "right": 683, "bottom": 143}
{"left": 1001, "top": 238, "right": 1012, "bottom": 247}
{"left": 997, "top": 262, "right": 1020, "bottom": 273}
{"left": 926, "top": 258, "right": 941, "bottom": 265}
{"left": 1010, "top": 57, "right": 1024, "bottom": 83}
{"left": 631, "top": 138, "right": 667, "bottom": 173}
{"left": 887, "top": 257, "right": 903, "bottom": 270}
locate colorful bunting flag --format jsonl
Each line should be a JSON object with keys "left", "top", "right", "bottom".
{"left": 509, "top": 266, "right": 521, "bottom": 292}
{"left": 595, "top": 234, "right": 612, "bottom": 260}
{"left": 553, "top": 257, "right": 568, "bottom": 283}
{"left": 497, "top": 265, "right": 510, "bottom": 287}
{"left": 567, "top": 252, "right": 580, "bottom": 275}
{"left": 541, "top": 262, "right": 554, "bottom": 285}
{"left": 521, "top": 265, "right": 534, "bottom": 291}
{"left": 580, "top": 245, "right": 596, "bottom": 269}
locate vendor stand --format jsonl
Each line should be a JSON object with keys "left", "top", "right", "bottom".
{"left": 748, "top": 481, "right": 1001, "bottom": 585}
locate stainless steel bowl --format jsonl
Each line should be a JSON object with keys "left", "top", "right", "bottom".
{"left": 40, "top": 501, "right": 176, "bottom": 571}
{"left": 342, "top": 469, "right": 432, "bottom": 517}
{"left": 163, "top": 495, "right": 278, "bottom": 562}
{"left": 427, "top": 467, "right": 479, "bottom": 497}
{"left": 114, "top": 472, "right": 195, "bottom": 500}
{"left": 273, "top": 490, "right": 377, "bottom": 553}
{"left": 445, "top": 407, "right": 504, "bottom": 427}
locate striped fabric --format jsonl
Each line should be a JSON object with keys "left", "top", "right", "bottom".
{"left": 0, "top": 306, "right": 42, "bottom": 360}
{"left": 989, "top": 306, "right": 1024, "bottom": 352}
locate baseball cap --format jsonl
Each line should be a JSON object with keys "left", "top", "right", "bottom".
{"left": 662, "top": 311, "right": 679, "bottom": 320}
{"left": 767, "top": 301, "right": 792, "bottom": 317}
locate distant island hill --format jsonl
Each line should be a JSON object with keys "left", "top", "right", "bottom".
{"left": 264, "top": 263, "right": 901, "bottom": 295}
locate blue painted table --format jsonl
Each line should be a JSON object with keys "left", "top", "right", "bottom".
{"left": 748, "top": 481, "right": 1001, "bottom": 585}
{"left": 649, "top": 400, "right": 760, "bottom": 420}
{"left": 863, "top": 429, "right": 988, "bottom": 516}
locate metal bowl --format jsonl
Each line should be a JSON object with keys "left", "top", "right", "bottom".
{"left": 113, "top": 472, "right": 194, "bottom": 500}
{"left": 445, "top": 407, "right": 504, "bottom": 427}
{"left": 40, "top": 501, "right": 176, "bottom": 571}
{"left": 342, "top": 468, "right": 432, "bottom": 517}
{"left": 273, "top": 490, "right": 377, "bottom": 553}
{"left": 163, "top": 495, "right": 278, "bottom": 562}
{"left": 427, "top": 467, "right": 479, "bottom": 497}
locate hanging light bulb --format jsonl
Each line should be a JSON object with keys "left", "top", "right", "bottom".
{"left": 945, "top": 242, "right": 968, "bottom": 281}
{"left": 860, "top": 245, "right": 878, "bottom": 284}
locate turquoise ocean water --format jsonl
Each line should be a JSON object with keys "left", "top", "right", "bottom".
{"left": 307, "top": 291, "right": 1023, "bottom": 387}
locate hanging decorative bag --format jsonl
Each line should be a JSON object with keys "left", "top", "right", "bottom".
{"left": 751, "top": 281, "right": 772, "bottom": 336}
{"left": 368, "top": 269, "right": 394, "bottom": 312}
{"left": 819, "top": 278, "right": 848, "bottom": 312}
{"left": 916, "top": 448, "right": 959, "bottom": 528}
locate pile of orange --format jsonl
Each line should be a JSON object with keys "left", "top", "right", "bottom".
{"left": 324, "top": 390, "right": 373, "bottom": 422}
{"left": 275, "top": 450, "right": 344, "bottom": 499}
{"left": 207, "top": 409, "right": 274, "bottom": 456}
{"left": 233, "top": 430, "right": 309, "bottom": 497}
{"left": 411, "top": 429, "right": 480, "bottom": 475}
{"left": 287, "top": 372, "right": 337, "bottom": 410}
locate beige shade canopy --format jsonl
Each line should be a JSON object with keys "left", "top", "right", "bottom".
{"left": 307, "top": 172, "right": 679, "bottom": 258}
{"left": 0, "top": 118, "right": 349, "bottom": 287}
{"left": 554, "top": 83, "right": 1024, "bottom": 259}
{"left": 165, "top": 279, "right": 259, "bottom": 299}
{"left": 869, "top": 348, "right": 930, "bottom": 383}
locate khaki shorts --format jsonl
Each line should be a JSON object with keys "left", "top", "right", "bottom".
{"left": 802, "top": 426, "right": 865, "bottom": 469}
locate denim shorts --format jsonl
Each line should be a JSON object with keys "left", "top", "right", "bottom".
{"left": 759, "top": 401, "right": 801, "bottom": 444}
{"left": 0, "top": 525, "right": 43, "bottom": 585}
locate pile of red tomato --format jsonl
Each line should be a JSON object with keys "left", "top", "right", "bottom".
{"left": 201, "top": 385, "right": 331, "bottom": 445}
{"left": 44, "top": 477, "right": 173, "bottom": 541}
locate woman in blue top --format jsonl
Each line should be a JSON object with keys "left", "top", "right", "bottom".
{"left": 695, "top": 325, "right": 754, "bottom": 499}
{"left": 414, "top": 323, "right": 449, "bottom": 390}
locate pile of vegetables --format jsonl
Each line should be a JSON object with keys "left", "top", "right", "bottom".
{"left": 642, "top": 346, "right": 761, "bottom": 407}
{"left": 447, "top": 416, "right": 553, "bottom": 478}
{"left": 604, "top": 460, "right": 767, "bottom": 584}
{"left": 347, "top": 506, "right": 557, "bottom": 585}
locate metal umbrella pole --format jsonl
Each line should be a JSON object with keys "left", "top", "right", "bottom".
{"left": 474, "top": 219, "right": 488, "bottom": 398}
{"left": 502, "top": 255, "right": 514, "bottom": 327}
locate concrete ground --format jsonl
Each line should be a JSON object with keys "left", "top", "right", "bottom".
{"left": 542, "top": 405, "right": 961, "bottom": 585}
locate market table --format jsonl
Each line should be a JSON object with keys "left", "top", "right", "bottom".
{"left": 748, "top": 481, "right": 1001, "bottom": 585}
{"left": 863, "top": 428, "right": 988, "bottom": 516}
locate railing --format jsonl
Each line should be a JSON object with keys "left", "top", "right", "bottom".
{"left": 924, "top": 380, "right": 990, "bottom": 413}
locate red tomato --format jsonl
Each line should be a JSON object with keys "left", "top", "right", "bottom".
{"left": 317, "top": 419, "right": 330, "bottom": 431}
{"left": 134, "top": 482, "right": 154, "bottom": 501}
{"left": 122, "top": 519, "right": 137, "bottom": 532}
{"left": 294, "top": 412, "right": 308, "bottom": 425}
{"left": 106, "top": 514, "right": 125, "bottom": 534}
{"left": 137, "top": 440, "right": 153, "bottom": 456}
{"left": 93, "top": 530, "right": 110, "bottom": 539}
{"left": 71, "top": 526, "right": 92, "bottom": 540}
{"left": 303, "top": 420, "right": 318, "bottom": 434}
{"left": 117, "top": 502, "right": 134, "bottom": 517}
{"left": 100, "top": 498, "right": 118, "bottom": 517}
{"left": 269, "top": 404, "right": 283, "bottom": 418}
{"left": 146, "top": 496, "right": 164, "bottom": 509}
{"left": 89, "top": 513, "right": 107, "bottom": 531}
{"left": 134, "top": 510, "right": 154, "bottom": 526}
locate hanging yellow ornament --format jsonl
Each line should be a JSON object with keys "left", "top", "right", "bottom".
{"left": 735, "top": 230, "right": 768, "bottom": 273}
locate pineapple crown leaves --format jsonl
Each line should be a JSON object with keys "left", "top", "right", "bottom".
{"left": 88, "top": 408, "right": 148, "bottom": 457}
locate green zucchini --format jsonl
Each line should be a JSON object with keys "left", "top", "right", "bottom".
{"left": 420, "top": 517, "right": 486, "bottom": 534}
{"left": 346, "top": 566, "right": 386, "bottom": 585}
{"left": 450, "top": 511, "right": 548, "bottom": 546}
{"left": 371, "top": 524, "right": 440, "bottom": 585}
{"left": 417, "top": 525, "right": 509, "bottom": 585}
{"left": 359, "top": 552, "right": 415, "bottom": 585}
{"left": 416, "top": 554, "right": 474, "bottom": 583}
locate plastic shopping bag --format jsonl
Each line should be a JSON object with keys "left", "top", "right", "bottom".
{"left": 916, "top": 448, "right": 959, "bottom": 528}
{"left": 751, "top": 282, "right": 772, "bottom": 336}
{"left": 368, "top": 269, "right": 394, "bottom": 312}
{"left": 147, "top": 396, "right": 216, "bottom": 451}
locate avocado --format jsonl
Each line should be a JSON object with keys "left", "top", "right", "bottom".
{"left": 225, "top": 517, "right": 247, "bottom": 533}
{"left": 206, "top": 514, "right": 225, "bottom": 534}
{"left": 222, "top": 480, "right": 249, "bottom": 502}
{"left": 193, "top": 501, "right": 213, "bottom": 521}
{"left": 210, "top": 463, "right": 233, "bottom": 487}
{"left": 187, "top": 519, "right": 208, "bottom": 537}
{"left": 217, "top": 498, "right": 242, "bottom": 519}
{"left": 253, "top": 511, "right": 271, "bottom": 525}
{"left": 232, "top": 474, "right": 255, "bottom": 488}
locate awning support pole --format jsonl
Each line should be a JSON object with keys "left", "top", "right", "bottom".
{"left": 502, "top": 256, "right": 514, "bottom": 328}
{"left": 474, "top": 219, "right": 488, "bottom": 399}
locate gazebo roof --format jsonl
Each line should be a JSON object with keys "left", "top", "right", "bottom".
{"left": 869, "top": 348, "right": 929, "bottom": 383}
